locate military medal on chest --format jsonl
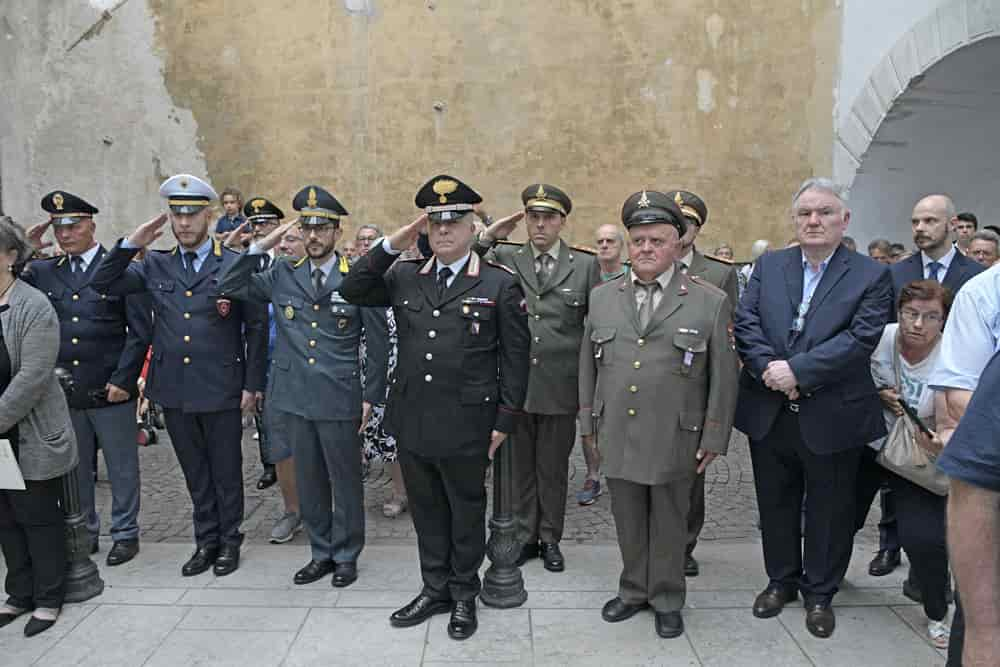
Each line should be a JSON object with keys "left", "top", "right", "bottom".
{"left": 284, "top": 305, "right": 295, "bottom": 320}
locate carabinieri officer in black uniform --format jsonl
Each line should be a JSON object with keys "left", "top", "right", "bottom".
{"left": 340, "top": 175, "right": 530, "bottom": 641}
{"left": 90, "top": 174, "right": 268, "bottom": 577}
{"left": 22, "top": 191, "right": 152, "bottom": 567}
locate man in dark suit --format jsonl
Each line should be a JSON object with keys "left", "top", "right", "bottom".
{"left": 862, "top": 194, "right": 984, "bottom": 579}
{"left": 22, "top": 190, "right": 152, "bottom": 567}
{"left": 340, "top": 175, "right": 530, "bottom": 641}
{"left": 734, "top": 177, "right": 892, "bottom": 638}
{"left": 90, "top": 174, "right": 268, "bottom": 578}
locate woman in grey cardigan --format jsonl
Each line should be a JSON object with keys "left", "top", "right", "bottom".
{"left": 0, "top": 218, "right": 78, "bottom": 637}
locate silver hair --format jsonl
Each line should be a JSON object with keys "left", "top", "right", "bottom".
{"left": 596, "top": 224, "right": 624, "bottom": 244}
{"left": 971, "top": 229, "right": 1000, "bottom": 246}
{"left": 750, "top": 239, "right": 770, "bottom": 260}
{"left": 356, "top": 223, "right": 381, "bottom": 238}
{"left": 791, "top": 177, "right": 849, "bottom": 210}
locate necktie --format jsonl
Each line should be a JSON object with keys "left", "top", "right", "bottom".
{"left": 638, "top": 282, "right": 659, "bottom": 329}
{"left": 437, "top": 266, "right": 453, "bottom": 298}
{"left": 313, "top": 268, "right": 326, "bottom": 294}
{"left": 70, "top": 256, "right": 84, "bottom": 287}
{"left": 537, "top": 253, "right": 554, "bottom": 284}
{"left": 183, "top": 251, "right": 198, "bottom": 279}
{"left": 927, "top": 261, "right": 943, "bottom": 282}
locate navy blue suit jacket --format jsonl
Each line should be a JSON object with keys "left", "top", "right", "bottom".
{"left": 733, "top": 245, "right": 892, "bottom": 454}
{"left": 888, "top": 250, "right": 983, "bottom": 321}
{"left": 90, "top": 239, "right": 268, "bottom": 413}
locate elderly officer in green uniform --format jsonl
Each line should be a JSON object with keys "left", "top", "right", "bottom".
{"left": 218, "top": 186, "right": 388, "bottom": 588}
{"left": 340, "top": 175, "right": 529, "bottom": 641}
{"left": 665, "top": 189, "right": 739, "bottom": 577}
{"left": 476, "top": 184, "right": 600, "bottom": 572}
{"left": 579, "top": 190, "right": 738, "bottom": 639}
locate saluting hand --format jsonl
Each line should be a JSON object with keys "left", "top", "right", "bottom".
{"left": 223, "top": 221, "right": 252, "bottom": 250}
{"left": 480, "top": 211, "right": 525, "bottom": 244}
{"left": 488, "top": 430, "right": 507, "bottom": 461}
{"left": 387, "top": 214, "right": 428, "bottom": 253}
{"left": 127, "top": 213, "right": 169, "bottom": 248}
{"left": 26, "top": 220, "right": 54, "bottom": 251}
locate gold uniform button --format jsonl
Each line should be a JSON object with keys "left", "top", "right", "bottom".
{"left": 184, "top": 313, "right": 191, "bottom": 320}
{"left": 185, "top": 290, "right": 193, "bottom": 297}
{"left": 535, "top": 295, "right": 541, "bottom": 300}
{"left": 424, "top": 374, "right": 433, "bottom": 382}
{"left": 629, "top": 385, "right": 638, "bottom": 393}
{"left": 533, "top": 336, "right": 541, "bottom": 343}
{"left": 183, "top": 357, "right": 191, "bottom": 365}
{"left": 72, "top": 360, "right": 80, "bottom": 366}
{"left": 183, "top": 335, "right": 191, "bottom": 343}
{"left": 637, "top": 338, "right": 645, "bottom": 346}
{"left": 72, "top": 294, "right": 80, "bottom": 301}
{"left": 313, "top": 305, "right": 320, "bottom": 311}
{"left": 531, "top": 358, "right": 539, "bottom": 366}
{"left": 428, "top": 330, "right": 437, "bottom": 339}
{"left": 309, "top": 340, "right": 317, "bottom": 347}
{"left": 308, "top": 358, "right": 316, "bottom": 365}
{"left": 534, "top": 314, "right": 541, "bottom": 321}
{"left": 311, "top": 322, "right": 318, "bottom": 328}
{"left": 633, "top": 361, "right": 641, "bottom": 369}
{"left": 425, "top": 353, "right": 433, "bottom": 361}
{"left": 71, "top": 316, "right": 79, "bottom": 323}
{"left": 71, "top": 338, "right": 79, "bottom": 345}
{"left": 627, "top": 408, "right": 636, "bottom": 416}
{"left": 432, "top": 309, "right": 440, "bottom": 318}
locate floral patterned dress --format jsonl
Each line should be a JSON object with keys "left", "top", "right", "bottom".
{"left": 360, "top": 307, "right": 397, "bottom": 462}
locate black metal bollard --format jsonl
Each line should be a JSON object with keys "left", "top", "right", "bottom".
{"left": 480, "top": 438, "right": 527, "bottom": 608}
{"left": 61, "top": 465, "right": 104, "bottom": 602}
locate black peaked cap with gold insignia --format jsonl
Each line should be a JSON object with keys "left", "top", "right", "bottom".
{"left": 521, "top": 183, "right": 572, "bottom": 216}
{"left": 41, "top": 190, "right": 99, "bottom": 225}
{"left": 292, "top": 185, "right": 348, "bottom": 226}
{"left": 415, "top": 174, "right": 482, "bottom": 222}
{"left": 243, "top": 196, "right": 284, "bottom": 223}
{"left": 664, "top": 190, "right": 708, "bottom": 227}
{"left": 621, "top": 190, "right": 687, "bottom": 237}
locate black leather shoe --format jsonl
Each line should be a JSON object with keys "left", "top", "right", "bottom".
{"left": 655, "top": 611, "right": 684, "bottom": 638}
{"left": 182, "top": 546, "right": 219, "bottom": 577}
{"left": 541, "top": 542, "right": 565, "bottom": 572}
{"left": 752, "top": 585, "right": 798, "bottom": 619}
{"left": 601, "top": 597, "right": 649, "bottom": 623}
{"left": 390, "top": 593, "right": 452, "bottom": 627}
{"left": 332, "top": 562, "right": 358, "bottom": 588}
{"left": 106, "top": 539, "right": 139, "bottom": 567}
{"left": 805, "top": 603, "right": 835, "bottom": 638}
{"left": 447, "top": 600, "right": 478, "bottom": 640}
{"left": 24, "top": 615, "right": 56, "bottom": 637}
{"left": 684, "top": 554, "right": 699, "bottom": 577}
{"left": 256, "top": 466, "right": 278, "bottom": 490}
{"left": 515, "top": 542, "right": 540, "bottom": 566}
{"left": 868, "top": 549, "right": 901, "bottom": 577}
{"left": 0, "top": 607, "right": 30, "bottom": 628}
{"left": 294, "top": 560, "right": 335, "bottom": 585}
{"left": 212, "top": 545, "right": 240, "bottom": 576}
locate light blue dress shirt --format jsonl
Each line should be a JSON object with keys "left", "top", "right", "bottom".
{"left": 929, "top": 263, "right": 1000, "bottom": 391}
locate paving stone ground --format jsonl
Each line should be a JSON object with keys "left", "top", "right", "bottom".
{"left": 94, "top": 425, "right": 883, "bottom": 550}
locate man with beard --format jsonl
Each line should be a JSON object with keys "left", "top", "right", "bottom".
{"left": 22, "top": 191, "right": 152, "bottom": 566}
{"left": 340, "top": 175, "right": 529, "bottom": 640}
{"left": 90, "top": 174, "right": 268, "bottom": 577}
{"left": 218, "top": 186, "right": 388, "bottom": 587}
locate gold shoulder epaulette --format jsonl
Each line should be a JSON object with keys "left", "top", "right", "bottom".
{"left": 293, "top": 256, "right": 308, "bottom": 268}
{"left": 570, "top": 244, "right": 596, "bottom": 255}
{"left": 705, "top": 253, "right": 734, "bottom": 265}
{"left": 486, "top": 260, "right": 516, "bottom": 275}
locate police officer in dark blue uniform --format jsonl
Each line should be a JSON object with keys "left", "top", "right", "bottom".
{"left": 90, "top": 174, "right": 268, "bottom": 577}
{"left": 22, "top": 191, "right": 152, "bottom": 567}
{"left": 340, "top": 175, "right": 530, "bottom": 640}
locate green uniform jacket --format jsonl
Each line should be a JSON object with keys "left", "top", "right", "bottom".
{"left": 477, "top": 239, "right": 600, "bottom": 415}
{"left": 578, "top": 268, "right": 739, "bottom": 485}
{"left": 687, "top": 249, "right": 739, "bottom": 317}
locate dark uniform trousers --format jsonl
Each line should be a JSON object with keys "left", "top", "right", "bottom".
{"left": 0, "top": 478, "right": 67, "bottom": 609}
{"left": 162, "top": 409, "right": 244, "bottom": 548}
{"left": 854, "top": 447, "right": 902, "bottom": 553}
{"left": 289, "top": 416, "right": 365, "bottom": 564}
{"left": 750, "top": 409, "right": 862, "bottom": 603}
{"left": 608, "top": 476, "right": 691, "bottom": 613}
{"left": 398, "top": 448, "right": 490, "bottom": 602}
{"left": 512, "top": 413, "right": 576, "bottom": 545}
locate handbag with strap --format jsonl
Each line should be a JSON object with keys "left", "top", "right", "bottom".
{"left": 875, "top": 331, "right": 949, "bottom": 496}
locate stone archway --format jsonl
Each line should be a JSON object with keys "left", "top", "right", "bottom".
{"left": 834, "top": 0, "right": 1000, "bottom": 244}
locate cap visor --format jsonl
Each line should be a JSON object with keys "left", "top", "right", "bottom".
{"left": 169, "top": 205, "right": 206, "bottom": 215}
{"left": 299, "top": 216, "right": 338, "bottom": 227}
{"left": 50, "top": 216, "right": 88, "bottom": 226}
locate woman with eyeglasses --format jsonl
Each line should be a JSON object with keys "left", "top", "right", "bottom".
{"left": 857, "top": 279, "right": 952, "bottom": 649}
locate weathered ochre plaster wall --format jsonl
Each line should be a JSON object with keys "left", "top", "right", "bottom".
{"left": 147, "top": 0, "right": 838, "bottom": 257}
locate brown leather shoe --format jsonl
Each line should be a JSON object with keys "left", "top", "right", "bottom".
{"left": 805, "top": 603, "right": 835, "bottom": 638}
{"left": 752, "top": 586, "right": 798, "bottom": 619}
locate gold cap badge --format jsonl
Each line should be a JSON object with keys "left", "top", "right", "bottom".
{"left": 53, "top": 193, "right": 65, "bottom": 211}
{"left": 637, "top": 190, "right": 651, "bottom": 208}
{"left": 535, "top": 184, "right": 547, "bottom": 199}
{"left": 432, "top": 179, "right": 458, "bottom": 204}
{"left": 674, "top": 192, "right": 684, "bottom": 206}
{"left": 307, "top": 188, "right": 318, "bottom": 208}
{"left": 251, "top": 199, "right": 265, "bottom": 213}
